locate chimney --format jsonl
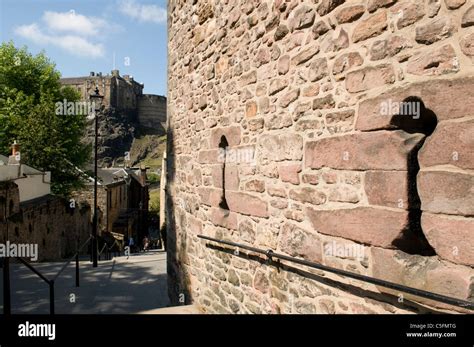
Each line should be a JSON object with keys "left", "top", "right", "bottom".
{"left": 111, "top": 69, "right": 120, "bottom": 77}
{"left": 90, "top": 72, "right": 95, "bottom": 77}
{"left": 12, "top": 140, "right": 20, "bottom": 157}
{"left": 8, "top": 140, "right": 20, "bottom": 165}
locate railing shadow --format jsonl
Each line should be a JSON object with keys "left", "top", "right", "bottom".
{"left": 3, "top": 235, "right": 96, "bottom": 315}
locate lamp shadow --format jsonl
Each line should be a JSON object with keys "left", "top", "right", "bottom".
{"left": 389, "top": 96, "right": 437, "bottom": 256}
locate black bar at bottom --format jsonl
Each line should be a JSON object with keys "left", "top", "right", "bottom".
{"left": 198, "top": 234, "right": 474, "bottom": 311}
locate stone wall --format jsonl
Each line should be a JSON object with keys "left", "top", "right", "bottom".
{"left": 167, "top": 0, "right": 474, "bottom": 313}
{"left": 138, "top": 95, "right": 167, "bottom": 129}
{"left": 1, "top": 181, "right": 91, "bottom": 261}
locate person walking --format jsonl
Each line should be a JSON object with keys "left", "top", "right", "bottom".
{"left": 142, "top": 236, "right": 149, "bottom": 252}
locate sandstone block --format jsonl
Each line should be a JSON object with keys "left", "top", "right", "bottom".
{"left": 356, "top": 77, "right": 474, "bottom": 131}
{"left": 312, "top": 94, "right": 335, "bottom": 110}
{"left": 198, "top": 149, "right": 219, "bottom": 164}
{"left": 335, "top": 4, "right": 365, "bottom": 24}
{"left": 226, "top": 191, "right": 269, "bottom": 218}
{"left": 406, "top": 44, "right": 458, "bottom": 76}
{"left": 300, "top": 175, "right": 318, "bottom": 187}
{"left": 312, "top": 20, "right": 330, "bottom": 39}
{"left": 245, "top": 101, "right": 258, "bottom": 118}
{"left": 418, "top": 119, "right": 474, "bottom": 170}
{"left": 305, "top": 130, "right": 425, "bottom": 170}
{"left": 422, "top": 213, "right": 474, "bottom": 266}
{"left": 391, "top": 2, "right": 425, "bottom": 29}
{"left": 259, "top": 133, "right": 303, "bottom": 162}
{"left": 269, "top": 78, "right": 288, "bottom": 95}
{"left": 462, "top": 5, "right": 474, "bottom": 27}
{"left": 445, "top": 0, "right": 466, "bottom": 10}
{"left": 198, "top": 187, "right": 222, "bottom": 207}
{"left": 279, "top": 88, "right": 300, "bottom": 108}
{"left": 371, "top": 247, "right": 474, "bottom": 307}
{"left": 278, "top": 55, "right": 290, "bottom": 75}
{"left": 239, "top": 70, "right": 257, "bottom": 87}
{"left": 346, "top": 64, "right": 395, "bottom": 93}
{"left": 309, "top": 58, "right": 328, "bottom": 82}
{"left": 352, "top": 11, "right": 387, "bottom": 43}
{"left": 370, "top": 36, "right": 411, "bottom": 61}
{"left": 307, "top": 207, "right": 409, "bottom": 247}
{"left": 367, "top": 0, "right": 396, "bottom": 12}
{"left": 244, "top": 179, "right": 265, "bottom": 193}
{"left": 415, "top": 17, "right": 456, "bottom": 45}
{"left": 275, "top": 25, "right": 289, "bottom": 41}
{"left": 291, "top": 46, "right": 320, "bottom": 66}
{"left": 279, "top": 223, "right": 322, "bottom": 263}
{"left": 278, "top": 163, "right": 301, "bottom": 185}
{"left": 317, "top": 0, "right": 345, "bottom": 16}
{"left": 333, "top": 52, "right": 363, "bottom": 75}
{"left": 290, "top": 5, "right": 316, "bottom": 31}
{"left": 365, "top": 171, "right": 409, "bottom": 209}
{"left": 289, "top": 187, "right": 327, "bottom": 205}
{"left": 460, "top": 33, "right": 474, "bottom": 56}
{"left": 210, "top": 207, "right": 238, "bottom": 230}
{"left": 418, "top": 170, "right": 474, "bottom": 216}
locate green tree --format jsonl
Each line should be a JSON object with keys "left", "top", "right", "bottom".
{"left": 0, "top": 42, "right": 91, "bottom": 196}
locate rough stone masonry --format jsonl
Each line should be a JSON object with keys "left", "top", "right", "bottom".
{"left": 166, "top": 0, "right": 474, "bottom": 313}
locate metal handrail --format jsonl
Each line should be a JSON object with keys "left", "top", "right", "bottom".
{"left": 197, "top": 234, "right": 474, "bottom": 311}
{"left": 99, "top": 239, "right": 120, "bottom": 260}
{"left": 3, "top": 235, "right": 92, "bottom": 315}
{"left": 98, "top": 243, "right": 107, "bottom": 257}
{"left": 53, "top": 236, "right": 93, "bottom": 281}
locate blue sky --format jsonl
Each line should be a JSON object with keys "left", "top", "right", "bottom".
{"left": 0, "top": 0, "right": 168, "bottom": 95}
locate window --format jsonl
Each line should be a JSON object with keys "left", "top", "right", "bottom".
{"left": 218, "top": 135, "right": 229, "bottom": 210}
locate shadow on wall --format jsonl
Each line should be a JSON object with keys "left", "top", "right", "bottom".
{"left": 390, "top": 97, "right": 437, "bottom": 256}
{"left": 165, "top": 127, "right": 192, "bottom": 306}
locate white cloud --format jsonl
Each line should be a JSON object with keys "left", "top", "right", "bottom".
{"left": 15, "top": 23, "right": 105, "bottom": 58}
{"left": 42, "top": 11, "right": 108, "bottom": 36}
{"left": 118, "top": 0, "right": 167, "bottom": 24}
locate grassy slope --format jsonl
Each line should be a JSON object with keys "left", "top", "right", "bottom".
{"left": 129, "top": 125, "right": 167, "bottom": 171}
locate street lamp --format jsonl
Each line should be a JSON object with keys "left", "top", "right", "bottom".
{"left": 89, "top": 86, "right": 104, "bottom": 268}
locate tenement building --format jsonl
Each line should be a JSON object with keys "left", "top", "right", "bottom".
{"left": 73, "top": 166, "right": 149, "bottom": 249}
{"left": 0, "top": 145, "right": 91, "bottom": 261}
{"left": 166, "top": 0, "right": 474, "bottom": 313}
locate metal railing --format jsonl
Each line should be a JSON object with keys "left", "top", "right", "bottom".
{"left": 197, "top": 234, "right": 474, "bottom": 311}
{"left": 98, "top": 239, "right": 121, "bottom": 261}
{"left": 3, "top": 235, "right": 92, "bottom": 315}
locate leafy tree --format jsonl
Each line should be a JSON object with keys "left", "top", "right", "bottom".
{"left": 0, "top": 42, "right": 91, "bottom": 196}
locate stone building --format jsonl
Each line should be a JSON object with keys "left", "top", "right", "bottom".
{"left": 166, "top": 0, "right": 474, "bottom": 313}
{"left": 60, "top": 70, "right": 167, "bottom": 129}
{"left": 73, "top": 167, "right": 149, "bottom": 248}
{"left": 0, "top": 148, "right": 91, "bottom": 261}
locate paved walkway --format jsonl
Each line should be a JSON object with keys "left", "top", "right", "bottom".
{"left": 0, "top": 250, "right": 171, "bottom": 314}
